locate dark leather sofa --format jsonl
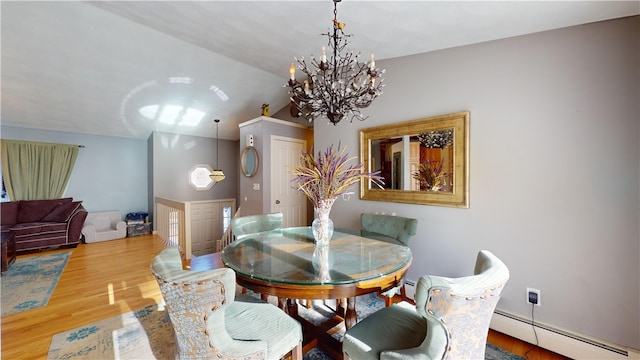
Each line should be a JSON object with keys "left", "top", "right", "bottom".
{"left": 1, "top": 197, "right": 88, "bottom": 252}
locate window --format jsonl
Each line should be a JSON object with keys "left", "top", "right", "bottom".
{"left": 1, "top": 176, "right": 9, "bottom": 202}
{"left": 188, "top": 164, "right": 214, "bottom": 190}
{"left": 222, "top": 205, "right": 232, "bottom": 233}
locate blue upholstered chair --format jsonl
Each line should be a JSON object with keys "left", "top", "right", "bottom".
{"left": 151, "top": 247, "right": 302, "bottom": 360}
{"left": 230, "top": 212, "right": 283, "bottom": 239}
{"left": 343, "top": 250, "right": 510, "bottom": 360}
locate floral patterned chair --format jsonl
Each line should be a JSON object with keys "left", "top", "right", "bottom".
{"left": 151, "top": 247, "right": 302, "bottom": 360}
{"left": 342, "top": 250, "right": 510, "bottom": 360}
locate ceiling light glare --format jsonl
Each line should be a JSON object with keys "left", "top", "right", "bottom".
{"left": 158, "top": 105, "right": 183, "bottom": 125}
{"left": 178, "top": 108, "right": 206, "bottom": 126}
{"left": 140, "top": 104, "right": 205, "bottom": 127}
{"left": 139, "top": 105, "right": 159, "bottom": 120}
{"left": 169, "top": 76, "right": 193, "bottom": 84}
{"left": 209, "top": 84, "right": 229, "bottom": 102}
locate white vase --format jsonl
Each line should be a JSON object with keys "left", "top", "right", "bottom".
{"left": 312, "top": 244, "right": 332, "bottom": 282}
{"left": 311, "top": 198, "right": 335, "bottom": 246}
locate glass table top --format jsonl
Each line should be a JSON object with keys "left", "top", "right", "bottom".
{"left": 221, "top": 227, "right": 412, "bottom": 286}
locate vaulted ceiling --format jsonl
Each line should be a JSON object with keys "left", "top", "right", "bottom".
{"left": 2, "top": 1, "right": 637, "bottom": 140}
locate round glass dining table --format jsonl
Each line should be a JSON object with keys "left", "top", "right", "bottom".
{"left": 221, "top": 227, "right": 412, "bottom": 329}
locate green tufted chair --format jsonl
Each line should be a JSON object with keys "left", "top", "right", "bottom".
{"left": 343, "top": 250, "right": 510, "bottom": 360}
{"left": 360, "top": 213, "right": 417, "bottom": 304}
{"left": 230, "top": 212, "right": 283, "bottom": 239}
{"left": 359, "top": 213, "right": 418, "bottom": 246}
{"left": 151, "top": 247, "right": 302, "bottom": 360}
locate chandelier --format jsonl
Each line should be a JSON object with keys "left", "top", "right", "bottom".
{"left": 287, "top": 0, "right": 385, "bottom": 125}
{"left": 209, "top": 118, "right": 226, "bottom": 183}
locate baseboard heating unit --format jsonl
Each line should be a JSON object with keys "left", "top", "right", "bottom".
{"left": 404, "top": 279, "right": 416, "bottom": 301}
{"left": 491, "top": 309, "right": 639, "bottom": 360}
{"left": 404, "top": 280, "right": 638, "bottom": 359}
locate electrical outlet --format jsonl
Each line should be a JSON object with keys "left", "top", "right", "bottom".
{"left": 527, "top": 287, "right": 541, "bottom": 306}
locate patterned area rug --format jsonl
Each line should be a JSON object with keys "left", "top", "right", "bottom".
{"left": 1, "top": 251, "right": 72, "bottom": 316}
{"left": 48, "top": 303, "right": 175, "bottom": 359}
{"left": 48, "top": 293, "right": 523, "bottom": 360}
{"left": 304, "top": 343, "right": 524, "bottom": 360}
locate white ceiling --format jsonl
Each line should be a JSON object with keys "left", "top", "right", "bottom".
{"left": 2, "top": 1, "right": 638, "bottom": 141}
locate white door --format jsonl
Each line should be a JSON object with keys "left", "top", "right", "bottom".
{"left": 189, "top": 203, "right": 218, "bottom": 256}
{"left": 270, "top": 136, "right": 307, "bottom": 227}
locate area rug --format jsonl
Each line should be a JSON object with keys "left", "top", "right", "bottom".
{"left": 1, "top": 251, "right": 72, "bottom": 316}
{"left": 47, "top": 303, "right": 175, "bottom": 359}
{"left": 303, "top": 343, "right": 524, "bottom": 360}
{"left": 48, "top": 292, "right": 524, "bottom": 359}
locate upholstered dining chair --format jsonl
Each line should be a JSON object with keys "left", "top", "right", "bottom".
{"left": 343, "top": 250, "right": 510, "bottom": 360}
{"left": 229, "top": 212, "right": 285, "bottom": 299}
{"left": 360, "top": 213, "right": 417, "bottom": 304}
{"left": 360, "top": 213, "right": 418, "bottom": 246}
{"left": 151, "top": 247, "right": 303, "bottom": 360}
{"left": 230, "top": 212, "right": 283, "bottom": 239}
{"left": 231, "top": 212, "right": 314, "bottom": 309}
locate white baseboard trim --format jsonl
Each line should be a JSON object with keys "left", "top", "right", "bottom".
{"left": 405, "top": 280, "right": 639, "bottom": 359}
{"left": 491, "top": 309, "right": 640, "bottom": 359}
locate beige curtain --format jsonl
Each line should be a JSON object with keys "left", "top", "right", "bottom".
{"left": 1, "top": 140, "right": 80, "bottom": 200}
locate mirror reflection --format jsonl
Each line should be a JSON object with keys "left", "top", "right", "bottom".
{"left": 241, "top": 146, "right": 259, "bottom": 177}
{"left": 371, "top": 128, "right": 454, "bottom": 192}
{"left": 360, "top": 111, "right": 469, "bottom": 208}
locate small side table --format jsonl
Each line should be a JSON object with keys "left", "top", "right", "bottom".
{"left": 1, "top": 232, "right": 17, "bottom": 275}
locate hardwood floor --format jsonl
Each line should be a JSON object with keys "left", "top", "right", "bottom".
{"left": 1, "top": 234, "right": 569, "bottom": 359}
{"left": 487, "top": 329, "right": 569, "bottom": 360}
{"left": 1, "top": 235, "right": 166, "bottom": 359}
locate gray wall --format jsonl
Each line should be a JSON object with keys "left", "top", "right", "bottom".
{"left": 313, "top": 17, "right": 639, "bottom": 349}
{"left": 238, "top": 119, "right": 265, "bottom": 215}
{"left": 151, "top": 130, "right": 239, "bottom": 208}
{"left": 0, "top": 125, "right": 148, "bottom": 216}
{"left": 0, "top": 126, "right": 239, "bottom": 226}
{"left": 238, "top": 117, "right": 313, "bottom": 216}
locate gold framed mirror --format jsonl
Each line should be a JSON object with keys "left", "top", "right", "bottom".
{"left": 360, "top": 111, "right": 469, "bottom": 208}
{"left": 241, "top": 146, "right": 259, "bottom": 177}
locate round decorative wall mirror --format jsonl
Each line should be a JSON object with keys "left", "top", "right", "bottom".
{"left": 241, "top": 146, "right": 259, "bottom": 177}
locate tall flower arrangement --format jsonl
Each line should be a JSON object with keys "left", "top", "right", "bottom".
{"left": 291, "top": 143, "right": 383, "bottom": 245}
{"left": 291, "top": 143, "right": 383, "bottom": 206}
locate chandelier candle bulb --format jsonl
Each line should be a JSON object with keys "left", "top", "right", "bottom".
{"left": 322, "top": 46, "right": 327, "bottom": 63}
{"left": 289, "top": 63, "right": 295, "bottom": 81}
{"left": 370, "top": 54, "right": 375, "bottom": 69}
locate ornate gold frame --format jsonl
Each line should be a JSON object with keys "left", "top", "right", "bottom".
{"left": 359, "top": 111, "right": 469, "bottom": 208}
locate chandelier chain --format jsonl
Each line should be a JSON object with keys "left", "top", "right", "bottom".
{"left": 215, "top": 119, "right": 219, "bottom": 168}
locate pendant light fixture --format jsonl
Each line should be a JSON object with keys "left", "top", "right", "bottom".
{"left": 286, "top": 0, "right": 385, "bottom": 125}
{"left": 210, "top": 119, "right": 226, "bottom": 183}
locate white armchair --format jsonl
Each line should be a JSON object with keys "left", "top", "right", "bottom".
{"left": 82, "top": 211, "right": 126, "bottom": 243}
